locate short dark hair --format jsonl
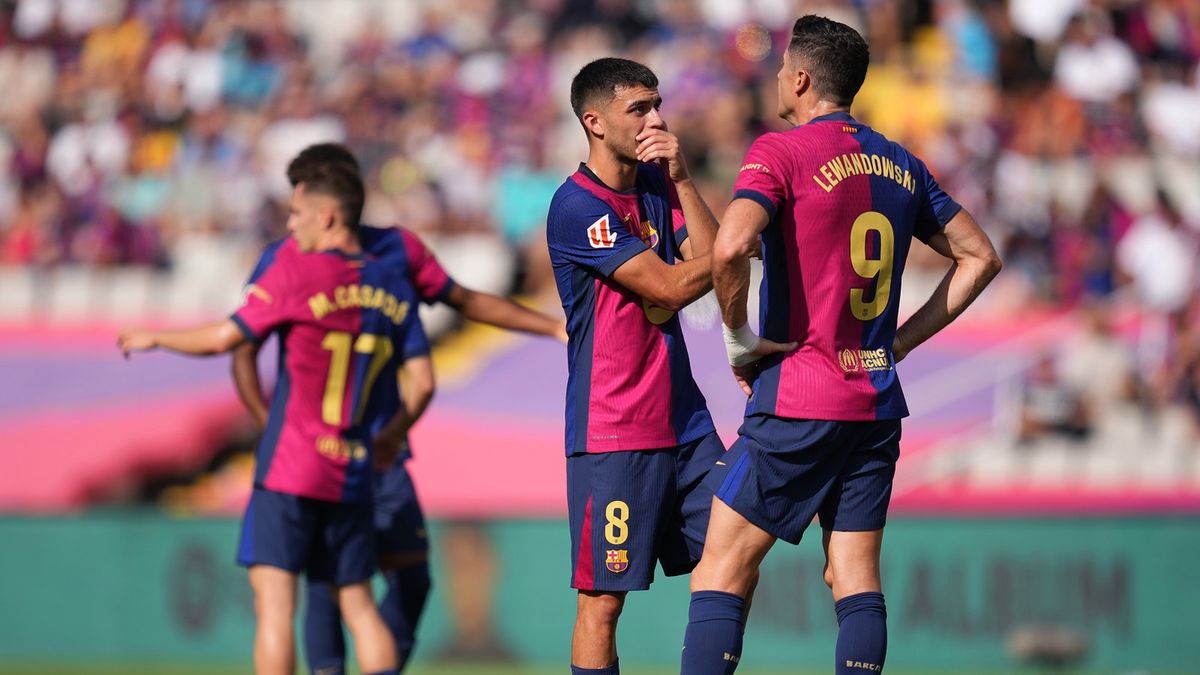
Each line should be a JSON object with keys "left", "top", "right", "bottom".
{"left": 569, "top": 57, "right": 659, "bottom": 123}
{"left": 788, "top": 15, "right": 869, "bottom": 107}
{"left": 288, "top": 142, "right": 360, "bottom": 175}
{"left": 287, "top": 143, "right": 365, "bottom": 230}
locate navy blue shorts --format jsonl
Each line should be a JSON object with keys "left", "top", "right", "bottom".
{"left": 236, "top": 488, "right": 376, "bottom": 585}
{"left": 567, "top": 432, "right": 725, "bottom": 592}
{"left": 373, "top": 460, "right": 429, "bottom": 556}
{"left": 705, "top": 415, "right": 901, "bottom": 545}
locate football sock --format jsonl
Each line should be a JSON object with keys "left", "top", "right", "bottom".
{"left": 570, "top": 659, "right": 619, "bottom": 674}
{"left": 834, "top": 591, "right": 887, "bottom": 674}
{"left": 380, "top": 564, "right": 431, "bottom": 669}
{"left": 304, "top": 581, "right": 346, "bottom": 675}
{"left": 680, "top": 590, "right": 745, "bottom": 674}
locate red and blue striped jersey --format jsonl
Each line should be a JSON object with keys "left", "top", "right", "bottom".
{"left": 732, "top": 112, "right": 961, "bottom": 421}
{"left": 547, "top": 162, "right": 715, "bottom": 455}
{"left": 232, "top": 246, "right": 429, "bottom": 503}
{"left": 246, "top": 226, "right": 452, "bottom": 463}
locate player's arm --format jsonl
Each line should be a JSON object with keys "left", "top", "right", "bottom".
{"left": 674, "top": 178, "right": 717, "bottom": 260}
{"left": 118, "top": 319, "right": 245, "bottom": 358}
{"left": 611, "top": 249, "right": 712, "bottom": 312}
{"left": 636, "top": 122, "right": 718, "bottom": 259}
{"left": 399, "top": 354, "right": 435, "bottom": 428}
{"left": 374, "top": 355, "right": 434, "bottom": 469}
{"left": 893, "top": 208, "right": 1002, "bottom": 362}
{"left": 442, "top": 283, "right": 567, "bottom": 342}
{"left": 713, "top": 198, "right": 797, "bottom": 395}
{"left": 232, "top": 341, "right": 269, "bottom": 429}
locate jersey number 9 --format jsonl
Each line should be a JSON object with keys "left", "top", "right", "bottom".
{"left": 849, "top": 211, "right": 895, "bottom": 321}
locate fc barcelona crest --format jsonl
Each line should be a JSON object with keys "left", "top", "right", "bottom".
{"left": 605, "top": 549, "right": 629, "bottom": 573}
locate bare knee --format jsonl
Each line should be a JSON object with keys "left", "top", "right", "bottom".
{"left": 824, "top": 530, "right": 883, "bottom": 601}
{"left": 336, "top": 580, "right": 378, "bottom": 622}
{"left": 577, "top": 591, "right": 625, "bottom": 628}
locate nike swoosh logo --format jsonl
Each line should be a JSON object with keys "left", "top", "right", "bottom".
{"left": 716, "top": 461, "right": 726, "bottom": 466}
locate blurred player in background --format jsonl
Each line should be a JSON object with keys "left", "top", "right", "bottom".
{"left": 234, "top": 143, "right": 567, "bottom": 674}
{"left": 119, "top": 156, "right": 420, "bottom": 675}
{"left": 681, "top": 16, "right": 1002, "bottom": 674}
{"left": 547, "top": 57, "right": 740, "bottom": 675}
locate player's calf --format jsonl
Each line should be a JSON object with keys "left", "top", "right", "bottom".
{"left": 378, "top": 559, "right": 431, "bottom": 669}
{"left": 337, "top": 581, "right": 398, "bottom": 674}
{"left": 835, "top": 591, "right": 887, "bottom": 674}
{"left": 303, "top": 581, "right": 345, "bottom": 675}
{"left": 572, "top": 590, "right": 625, "bottom": 672}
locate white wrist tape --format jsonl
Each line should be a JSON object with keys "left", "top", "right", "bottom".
{"left": 723, "top": 322, "right": 761, "bottom": 367}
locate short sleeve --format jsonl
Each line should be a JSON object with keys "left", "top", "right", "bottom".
{"left": 398, "top": 229, "right": 456, "bottom": 304}
{"left": 547, "top": 193, "right": 648, "bottom": 278}
{"left": 731, "top": 133, "right": 790, "bottom": 220}
{"left": 231, "top": 258, "right": 304, "bottom": 341}
{"left": 245, "top": 239, "right": 288, "bottom": 286}
{"left": 913, "top": 157, "right": 962, "bottom": 243}
{"left": 396, "top": 299, "right": 431, "bottom": 361}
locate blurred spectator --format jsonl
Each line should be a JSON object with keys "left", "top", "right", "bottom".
{"left": 0, "top": 0, "right": 1194, "bottom": 320}
{"left": 1116, "top": 192, "right": 1197, "bottom": 314}
{"left": 1058, "top": 304, "right": 1140, "bottom": 417}
{"left": 1019, "top": 352, "right": 1093, "bottom": 443}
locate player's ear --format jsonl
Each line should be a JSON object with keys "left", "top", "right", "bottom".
{"left": 582, "top": 109, "right": 604, "bottom": 139}
{"left": 795, "top": 69, "right": 810, "bottom": 98}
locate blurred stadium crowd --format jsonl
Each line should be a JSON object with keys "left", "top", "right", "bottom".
{"left": 0, "top": 0, "right": 1197, "bottom": 447}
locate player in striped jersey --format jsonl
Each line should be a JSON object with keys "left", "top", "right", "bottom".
{"left": 681, "top": 16, "right": 1002, "bottom": 674}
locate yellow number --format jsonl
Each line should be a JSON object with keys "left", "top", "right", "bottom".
{"left": 604, "top": 500, "right": 629, "bottom": 545}
{"left": 848, "top": 211, "right": 895, "bottom": 321}
{"left": 319, "top": 331, "right": 394, "bottom": 426}
{"left": 320, "top": 332, "right": 352, "bottom": 425}
{"left": 352, "top": 333, "right": 394, "bottom": 424}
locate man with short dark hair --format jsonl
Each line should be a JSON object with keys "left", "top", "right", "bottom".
{"left": 120, "top": 153, "right": 420, "bottom": 675}
{"left": 681, "top": 15, "right": 1002, "bottom": 674}
{"left": 547, "top": 57, "right": 751, "bottom": 675}
{"left": 233, "top": 142, "right": 566, "bottom": 674}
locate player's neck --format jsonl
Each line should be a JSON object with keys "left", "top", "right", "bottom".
{"left": 317, "top": 227, "right": 362, "bottom": 255}
{"left": 789, "top": 100, "right": 850, "bottom": 126}
{"left": 585, "top": 150, "right": 638, "bottom": 192}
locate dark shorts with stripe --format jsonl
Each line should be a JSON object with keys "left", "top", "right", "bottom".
{"left": 237, "top": 487, "right": 376, "bottom": 585}
{"left": 373, "top": 459, "right": 429, "bottom": 556}
{"left": 567, "top": 431, "right": 725, "bottom": 592}
{"left": 705, "top": 415, "right": 901, "bottom": 545}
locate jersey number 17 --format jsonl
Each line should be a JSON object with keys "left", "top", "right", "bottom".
{"left": 320, "top": 331, "right": 394, "bottom": 426}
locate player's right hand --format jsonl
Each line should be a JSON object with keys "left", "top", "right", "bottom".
{"left": 116, "top": 329, "right": 156, "bottom": 359}
{"left": 729, "top": 338, "right": 797, "bottom": 396}
{"left": 635, "top": 120, "right": 689, "bottom": 183}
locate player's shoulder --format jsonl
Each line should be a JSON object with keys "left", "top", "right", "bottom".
{"left": 365, "top": 256, "right": 418, "bottom": 297}
{"left": 548, "top": 175, "right": 614, "bottom": 226}
{"left": 255, "top": 236, "right": 295, "bottom": 266}
{"left": 359, "top": 223, "right": 411, "bottom": 255}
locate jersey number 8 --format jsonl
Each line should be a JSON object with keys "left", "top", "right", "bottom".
{"left": 849, "top": 211, "right": 895, "bottom": 321}
{"left": 604, "top": 500, "right": 630, "bottom": 545}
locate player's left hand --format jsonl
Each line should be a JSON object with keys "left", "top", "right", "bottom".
{"left": 117, "top": 329, "right": 156, "bottom": 359}
{"left": 373, "top": 433, "right": 406, "bottom": 471}
{"left": 636, "top": 121, "right": 689, "bottom": 183}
